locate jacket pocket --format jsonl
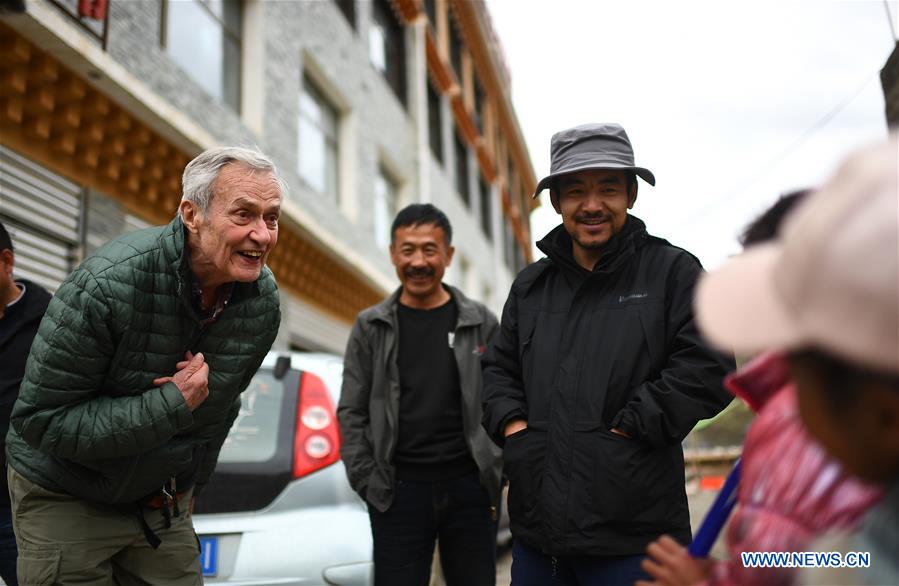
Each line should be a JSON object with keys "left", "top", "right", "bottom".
{"left": 503, "top": 427, "right": 546, "bottom": 529}
{"left": 365, "top": 465, "right": 394, "bottom": 513}
{"left": 98, "top": 441, "right": 194, "bottom": 503}
{"left": 518, "top": 330, "right": 534, "bottom": 365}
{"left": 517, "top": 318, "right": 538, "bottom": 391}
{"left": 592, "top": 429, "right": 681, "bottom": 530}
{"left": 345, "top": 453, "right": 375, "bottom": 498}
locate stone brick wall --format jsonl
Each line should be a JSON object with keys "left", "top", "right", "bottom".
{"left": 103, "top": 0, "right": 414, "bottom": 278}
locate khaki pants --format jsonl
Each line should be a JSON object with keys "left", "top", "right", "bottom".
{"left": 8, "top": 466, "right": 201, "bottom": 586}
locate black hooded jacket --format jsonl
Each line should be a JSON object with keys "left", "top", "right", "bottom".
{"left": 0, "top": 279, "right": 51, "bottom": 506}
{"left": 482, "top": 216, "right": 734, "bottom": 556}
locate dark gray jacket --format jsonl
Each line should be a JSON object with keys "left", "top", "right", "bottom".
{"left": 337, "top": 285, "right": 501, "bottom": 512}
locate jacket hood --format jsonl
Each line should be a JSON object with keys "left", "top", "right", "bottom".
{"left": 724, "top": 351, "right": 792, "bottom": 413}
{"left": 536, "top": 214, "right": 648, "bottom": 277}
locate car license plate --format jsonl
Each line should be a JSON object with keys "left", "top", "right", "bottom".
{"left": 199, "top": 536, "right": 218, "bottom": 577}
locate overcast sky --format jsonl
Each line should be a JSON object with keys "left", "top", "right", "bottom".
{"left": 487, "top": 0, "right": 897, "bottom": 268}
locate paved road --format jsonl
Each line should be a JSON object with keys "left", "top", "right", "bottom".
{"left": 497, "top": 545, "right": 513, "bottom": 585}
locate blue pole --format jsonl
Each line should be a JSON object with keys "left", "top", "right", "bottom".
{"left": 688, "top": 458, "right": 741, "bottom": 558}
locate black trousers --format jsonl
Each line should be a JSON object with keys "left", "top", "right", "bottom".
{"left": 368, "top": 471, "right": 497, "bottom": 586}
{"left": 0, "top": 505, "right": 17, "bottom": 586}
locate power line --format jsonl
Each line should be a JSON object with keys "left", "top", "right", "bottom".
{"left": 678, "top": 70, "right": 878, "bottom": 229}
{"left": 885, "top": 0, "right": 898, "bottom": 42}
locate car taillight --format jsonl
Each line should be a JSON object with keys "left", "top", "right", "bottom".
{"left": 293, "top": 371, "right": 341, "bottom": 479}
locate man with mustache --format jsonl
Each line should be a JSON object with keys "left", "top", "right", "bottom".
{"left": 6, "top": 147, "right": 282, "bottom": 584}
{"left": 338, "top": 204, "right": 502, "bottom": 586}
{"left": 482, "top": 123, "right": 734, "bottom": 585}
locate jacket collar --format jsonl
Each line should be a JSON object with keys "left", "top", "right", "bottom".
{"left": 161, "top": 215, "right": 260, "bottom": 306}
{"left": 723, "top": 351, "right": 792, "bottom": 413}
{"left": 0, "top": 279, "right": 51, "bottom": 348}
{"left": 536, "top": 214, "right": 648, "bottom": 277}
{"left": 368, "top": 283, "right": 483, "bottom": 329}
{"left": 20, "top": 279, "right": 50, "bottom": 319}
{"left": 0, "top": 278, "right": 50, "bottom": 325}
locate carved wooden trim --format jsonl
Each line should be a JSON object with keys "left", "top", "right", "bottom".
{"left": 450, "top": 94, "right": 478, "bottom": 147}
{"left": 425, "top": 27, "right": 455, "bottom": 93}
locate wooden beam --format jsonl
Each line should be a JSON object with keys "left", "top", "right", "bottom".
{"left": 0, "top": 66, "right": 28, "bottom": 97}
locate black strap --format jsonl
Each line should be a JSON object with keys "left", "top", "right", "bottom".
{"left": 162, "top": 500, "right": 172, "bottom": 529}
{"left": 134, "top": 509, "right": 162, "bottom": 550}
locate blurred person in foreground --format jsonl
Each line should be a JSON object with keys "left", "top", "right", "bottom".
{"left": 6, "top": 146, "right": 283, "bottom": 584}
{"left": 481, "top": 123, "right": 735, "bottom": 585}
{"left": 337, "top": 204, "right": 502, "bottom": 586}
{"left": 642, "top": 136, "right": 898, "bottom": 586}
{"left": 638, "top": 190, "right": 882, "bottom": 586}
{"left": 0, "top": 221, "right": 51, "bottom": 586}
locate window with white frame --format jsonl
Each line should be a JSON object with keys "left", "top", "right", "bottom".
{"left": 454, "top": 129, "right": 470, "bottom": 206}
{"left": 450, "top": 17, "right": 463, "bottom": 79}
{"left": 473, "top": 75, "right": 486, "bottom": 131}
{"left": 369, "top": 0, "right": 406, "bottom": 107}
{"left": 479, "top": 174, "right": 491, "bottom": 240}
{"left": 459, "top": 255, "right": 471, "bottom": 294}
{"left": 423, "top": 0, "right": 436, "bottom": 28}
{"left": 334, "top": 0, "right": 356, "bottom": 29}
{"left": 428, "top": 80, "right": 443, "bottom": 164}
{"left": 504, "top": 219, "right": 515, "bottom": 272}
{"left": 163, "top": 0, "right": 242, "bottom": 111}
{"left": 374, "top": 166, "right": 398, "bottom": 250}
{"left": 298, "top": 74, "right": 340, "bottom": 198}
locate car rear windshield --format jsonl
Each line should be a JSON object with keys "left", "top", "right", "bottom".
{"left": 218, "top": 368, "right": 284, "bottom": 464}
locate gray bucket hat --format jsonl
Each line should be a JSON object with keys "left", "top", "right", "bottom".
{"left": 533, "top": 122, "right": 656, "bottom": 198}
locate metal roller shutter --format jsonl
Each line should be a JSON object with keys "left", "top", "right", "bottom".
{"left": 0, "top": 145, "right": 83, "bottom": 292}
{"left": 124, "top": 212, "right": 152, "bottom": 235}
{"left": 284, "top": 294, "right": 351, "bottom": 354}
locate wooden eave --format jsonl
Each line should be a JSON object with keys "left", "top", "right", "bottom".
{"left": 449, "top": 0, "right": 537, "bottom": 208}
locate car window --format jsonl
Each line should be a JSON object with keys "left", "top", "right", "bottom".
{"left": 219, "top": 369, "right": 284, "bottom": 463}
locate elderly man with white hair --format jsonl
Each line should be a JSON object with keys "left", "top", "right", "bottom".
{"left": 6, "top": 147, "right": 284, "bottom": 584}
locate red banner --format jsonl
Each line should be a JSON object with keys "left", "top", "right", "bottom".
{"left": 77, "top": 0, "right": 108, "bottom": 20}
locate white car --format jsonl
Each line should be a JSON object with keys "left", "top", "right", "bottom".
{"left": 192, "top": 352, "right": 373, "bottom": 586}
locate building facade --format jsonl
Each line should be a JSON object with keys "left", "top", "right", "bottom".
{"left": 0, "top": 0, "right": 536, "bottom": 353}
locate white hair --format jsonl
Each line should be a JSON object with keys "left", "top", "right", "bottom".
{"left": 180, "top": 146, "right": 288, "bottom": 215}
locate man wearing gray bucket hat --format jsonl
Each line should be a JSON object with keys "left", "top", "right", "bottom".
{"left": 532, "top": 122, "right": 657, "bottom": 193}
{"left": 482, "top": 123, "right": 734, "bottom": 584}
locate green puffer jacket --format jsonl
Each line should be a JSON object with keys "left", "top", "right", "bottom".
{"left": 6, "top": 216, "right": 280, "bottom": 504}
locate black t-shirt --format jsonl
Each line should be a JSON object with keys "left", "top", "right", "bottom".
{"left": 394, "top": 298, "right": 477, "bottom": 481}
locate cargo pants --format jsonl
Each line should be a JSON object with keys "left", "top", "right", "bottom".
{"left": 7, "top": 466, "right": 201, "bottom": 586}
